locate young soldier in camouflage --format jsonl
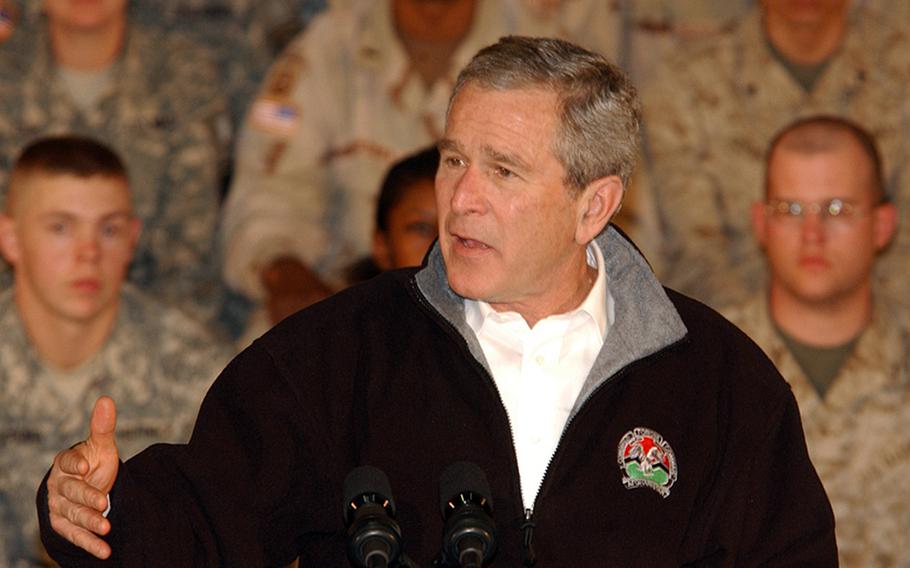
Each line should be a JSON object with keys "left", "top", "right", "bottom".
{"left": 0, "top": 136, "right": 233, "bottom": 567}
{"left": 0, "top": 0, "right": 231, "bottom": 328}
{"left": 724, "top": 116, "right": 910, "bottom": 566}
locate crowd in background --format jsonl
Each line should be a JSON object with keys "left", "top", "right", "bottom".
{"left": 1, "top": 0, "right": 908, "bottom": 566}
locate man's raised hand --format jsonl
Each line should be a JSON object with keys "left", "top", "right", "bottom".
{"left": 46, "top": 396, "right": 121, "bottom": 559}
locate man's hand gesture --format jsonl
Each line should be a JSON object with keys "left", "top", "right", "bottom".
{"left": 46, "top": 396, "right": 121, "bottom": 559}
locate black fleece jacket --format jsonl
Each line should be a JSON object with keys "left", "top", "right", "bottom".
{"left": 40, "top": 228, "right": 836, "bottom": 567}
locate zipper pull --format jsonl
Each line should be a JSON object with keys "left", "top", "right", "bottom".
{"left": 521, "top": 508, "right": 536, "bottom": 566}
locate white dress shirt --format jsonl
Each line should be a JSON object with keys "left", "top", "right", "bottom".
{"left": 465, "top": 242, "right": 614, "bottom": 508}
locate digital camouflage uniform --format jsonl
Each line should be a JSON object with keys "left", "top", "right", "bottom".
{"left": 127, "top": 0, "right": 281, "bottom": 132}
{"left": 131, "top": 0, "right": 328, "bottom": 58}
{"left": 222, "top": 0, "right": 569, "bottom": 304}
{"left": 0, "top": 285, "right": 234, "bottom": 567}
{"left": 724, "top": 294, "right": 910, "bottom": 567}
{"left": 0, "top": 22, "right": 231, "bottom": 326}
{"left": 642, "top": 5, "right": 910, "bottom": 310}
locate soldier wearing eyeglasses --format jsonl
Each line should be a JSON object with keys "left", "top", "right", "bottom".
{"left": 723, "top": 115, "right": 910, "bottom": 567}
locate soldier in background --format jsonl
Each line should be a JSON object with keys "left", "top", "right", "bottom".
{"left": 723, "top": 116, "right": 910, "bottom": 566}
{"left": 0, "top": 136, "right": 233, "bottom": 567}
{"left": 642, "top": 0, "right": 910, "bottom": 310}
{"left": 0, "top": 0, "right": 231, "bottom": 328}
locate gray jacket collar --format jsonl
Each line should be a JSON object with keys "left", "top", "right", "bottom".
{"left": 415, "top": 225, "right": 688, "bottom": 415}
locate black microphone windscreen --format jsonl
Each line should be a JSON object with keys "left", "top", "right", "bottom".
{"left": 439, "top": 461, "right": 492, "bottom": 515}
{"left": 344, "top": 466, "right": 395, "bottom": 510}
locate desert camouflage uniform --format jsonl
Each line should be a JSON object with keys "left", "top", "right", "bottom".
{"left": 642, "top": 5, "right": 910, "bottom": 310}
{"left": 0, "top": 22, "right": 231, "bottom": 325}
{"left": 724, "top": 294, "right": 910, "bottom": 567}
{"left": 222, "top": 0, "right": 574, "bottom": 304}
{"left": 0, "top": 285, "right": 234, "bottom": 567}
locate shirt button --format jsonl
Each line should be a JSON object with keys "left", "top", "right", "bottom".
{"left": 530, "top": 436, "right": 541, "bottom": 445}
{"left": 534, "top": 355, "right": 545, "bottom": 366}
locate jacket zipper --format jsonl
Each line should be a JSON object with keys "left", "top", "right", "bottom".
{"left": 411, "top": 278, "right": 684, "bottom": 565}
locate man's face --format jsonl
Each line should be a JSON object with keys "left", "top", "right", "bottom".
{"left": 392, "top": 0, "right": 476, "bottom": 42}
{"left": 0, "top": 173, "right": 139, "bottom": 325}
{"left": 373, "top": 178, "right": 438, "bottom": 270}
{"left": 761, "top": 0, "right": 850, "bottom": 27}
{"left": 754, "top": 139, "right": 894, "bottom": 307}
{"left": 43, "top": 0, "right": 126, "bottom": 31}
{"left": 436, "top": 84, "right": 594, "bottom": 316}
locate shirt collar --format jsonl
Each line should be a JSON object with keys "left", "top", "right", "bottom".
{"left": 465, "top": 241, "right": 612, "bottom": 340}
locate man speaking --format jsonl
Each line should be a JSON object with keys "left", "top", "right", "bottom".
{"left": 38, "top": 37, "right": 836, "bottom": 566}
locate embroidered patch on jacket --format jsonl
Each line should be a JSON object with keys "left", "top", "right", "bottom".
{"left": 617, "top": 427, "right": 677, "bottom": 498}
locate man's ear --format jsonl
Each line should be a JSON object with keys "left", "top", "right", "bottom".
{"left": 371, "top": 230, "right": 393, "bottom": 271}
{"left": 574, "top": 175, "right": 624, "bottom": 245}
{"left": 751, "top": 201, "right": 768, "bottom": 248}
{"left": 126, "top": 217, "right": 142, "bottom": 262}
{"left": 873, "top": 201, "right": 897, "bottom": 252}
{"left": 0, "top": 213, "right": 20, "bottom": 265}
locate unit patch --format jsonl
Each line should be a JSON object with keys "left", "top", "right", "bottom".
{"left": 617, "top": 427, "right": 677, "bottom": 498}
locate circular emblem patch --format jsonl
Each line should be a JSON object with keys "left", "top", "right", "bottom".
{"left": 617, "top": 427, "right": 677, "bottom": 498}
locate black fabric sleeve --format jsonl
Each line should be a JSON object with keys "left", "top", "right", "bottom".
{"left": 39, "top": 343, "right": 319, "bottom": 567}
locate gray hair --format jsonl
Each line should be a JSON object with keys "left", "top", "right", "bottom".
{"left": 449, "top": 35, "right": 640, "bottom": 192}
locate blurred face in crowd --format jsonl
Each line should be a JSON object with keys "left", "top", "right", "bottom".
{"left": 373, "top": 178, "right": 438, "bottom": 270}
{"left": 43, "top": 0, "right": 127, "bottom": 32}
{"left": 761, "top": 0, "right": 850, "bottom": 28}
{"left": 392, "top": 0, "right": 477, "bottom": 42}
{"left": 0, "top": 172, "right": 139, "bottom": 326}
{"left": 753, "top": 135, "right": 895, "bottom": 308}
{"left": 437, "top": 83, "right": 620, "bottom": 322}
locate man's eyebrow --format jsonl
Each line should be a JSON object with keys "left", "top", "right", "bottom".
{"left": 37, "top": 210, "right": 133, "bottom": 221}
{"left": 438, "top": 138, "right": 462, "bottom": 154}
{"left": 482, "top": 145, "right": 531, "bottom": 172}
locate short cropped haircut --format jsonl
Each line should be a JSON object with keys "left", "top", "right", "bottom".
{"left": 7, "top": 135, "right": 128, "bottom": 213}
{"left": 376, "top": 146, "right": 439, "bottom": 233}
{"left": 765, "top": 115, "right": 885, "bottom": 202}
{"left": 449, "top": 36, "right": 640, "bottom": 193}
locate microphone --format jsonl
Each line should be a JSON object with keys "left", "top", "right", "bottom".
{"left": 438, "top": 461, "right": 497, "bottom": 568}
{"left": 343, "top": 465, "right": 403, "bottom": 568}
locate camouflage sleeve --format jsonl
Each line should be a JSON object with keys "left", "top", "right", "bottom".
{"left": 143, "top": 36, "right": 230, "bottom": 323}
{"left": 641, "top": 53, "right": 750, "bottom": 306}
{"left": 222, "top": 21, "right": 342, "bottom": 300}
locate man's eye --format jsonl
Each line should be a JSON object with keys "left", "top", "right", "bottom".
{"left": 494, "top": 166, "right": 515, "bottom": 179}
{"left": 406, "top": 222, "right": 437, "bottom": 237}
{"left": 444, "top": 156, "right": 465, "bottom": 168}
{"left": 101, "top": 224, "right": 123, "bottom": 238}
{"left": 48, "top": 222, "right": 68, "bottom": 234}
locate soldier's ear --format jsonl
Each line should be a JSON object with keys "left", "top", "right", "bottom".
{"left": 873, "top": 201, "right": 897, "bottom": 252}
{"left": 372, "top": 230, "right": 393, "bottom": 271}
{"left": 751, "top": 201, "right": 768, "bottom": 248}
{"left": 0, "top": 213, "right": 20, "bottom": 265}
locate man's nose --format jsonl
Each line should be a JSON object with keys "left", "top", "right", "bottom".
{"left": 800, "top": 210, "right": 826, "bottom": 243}
{"left": 76, "top": 233, "right": 101, "bottom": 262}
{"left": 449, "top": 165, "right": 487, "bottom": 215}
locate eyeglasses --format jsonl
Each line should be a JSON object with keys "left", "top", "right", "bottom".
{"left": 764, "top": 198, "right": 868, "bottom": 228}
